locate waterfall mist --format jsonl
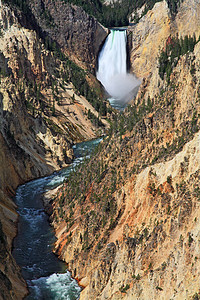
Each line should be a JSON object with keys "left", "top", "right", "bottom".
{"left": 97, "top": 29, "right": 140, "bottom": 105}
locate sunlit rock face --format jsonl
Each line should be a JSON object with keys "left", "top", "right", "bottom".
{"left": 128, "top": 0, "right": 200, "bottom": 80}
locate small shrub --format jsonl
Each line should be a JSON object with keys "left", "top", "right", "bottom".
{"left": 161, "top": 261, "right": 167, "bottom": 271}
{"left": 136, "top": 274, "right": 141, "bottom": 280}
{"left": 120, "top": 284, "right": 130, "bottom": 293}
{"left": 156, "top": 286, "right": 163, "bottom": 291}
{"left": 188, "top": 233, "right": 194, "bottom": 247}
{"left": 192, "top": 293, "right": 200, "bottom": 300}
{"left": 167, "top": 175, "right": 172, "bottom": 184}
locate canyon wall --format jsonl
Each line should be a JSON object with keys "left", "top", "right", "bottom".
{"left": 48, "top": 1, "right": 200, "bottom": 299}
{"left": 128, "top": 0, "right": 200, "bottom": 79}
{"left": 51, "top": 40, "right": 200, "bottom": 300}
{"left": 2, "top": 0, "right": 200, "bottom": 299}
{"left": 0, "top": 1, "right": 108, "bottom": 298}
{"left": 23, "top": 0, "right": 108, "bottom": 71}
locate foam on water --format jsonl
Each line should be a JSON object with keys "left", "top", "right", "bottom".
{"left": 27, "top": 272, "right": 81, "bottom": 300}
{"left": 46, "top": 174, "right": 67, "bottom": 188}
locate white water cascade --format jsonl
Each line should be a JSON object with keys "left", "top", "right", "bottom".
{"left": 97, "top": 29, "right": 140, "bottom": 105}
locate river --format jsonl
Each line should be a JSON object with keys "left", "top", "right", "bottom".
{"left": 12, "top": 138, "right": 102, "bottom": 299}
{"left": 12, "top": 28, "right": 138, "bottom": 300}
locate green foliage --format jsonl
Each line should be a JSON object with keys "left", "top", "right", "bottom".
{"left": 65, "top": 0, "right": 133, "bottom": 27}
{"left": 2, "top": 0, "right": 185, "bottom": 30}
{"left": 44, "top": 118, "right": 64, "bottom": 134}
{"left": 41, "top": 8, "right": 55, "bottom": 28}
{"left": 159, "top": 34, "right": 197, "bottom": 81}
{"left": 136, "top": 274, "right": 141, "bottom": 280}
{"left": 87, "top": 109, "right": 104, "bottom": 127}
{"left": 2, "top": 0, "right": 30, "bottom": 14}
{"left": 120, "top": 284, "right": 130, "bottom": 293}
{"left": 109, "top": 97, "right": 154, "bottom": 137}
{"left": 167, "top": 175, "right": 172, "bottom": 184}
{"left": 194, "top": 187, "right": 200, "bottom": 201}
{"left": 0, "top": 22, "right": 3, "bottom": 38}
{"left": 193, "top": 293, "right": 200, "bottom": 300}
{"left": 57, "top": 138, "right": 120, "bottom": 239}
{"left": 46, "top": 40, "right": 105, "bottom": 115}
{"left": 148, "top": 262, "right": 152, "bottom": 269}
{"left": 188, "top": 233, "right": 194, "bottom": 247}
{"left": 65, "top": 0, "right": 183, "bottom": 27}
{"left": 143, "top": 227, "right": 149, "bottom": 238}
{"left": 2, "top": 0, "right": 106, "bottom": 116}
{"left": 161, "top": 261, "right": 167, "bottom": 271}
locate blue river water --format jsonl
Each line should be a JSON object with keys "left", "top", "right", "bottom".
{"left": 12, "top": 138, "right": 102, "bottom": 299}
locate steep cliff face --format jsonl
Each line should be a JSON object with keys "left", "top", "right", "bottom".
{"left": 0, "top": 1, "right": 109, "bottom": 298}
{"left": 0, "top": 134, "right": 28, "bottom": 300}
{"left": 128, "top": 1, "right": 171, "bottom": 78}
{"left": 128, "top": 0, "right": 200, "bottom": 79}
{"left": 47, "top": 1, "right": 200, "bottom": 299}
{"left": 50, "top": 41, "right": 200, "bottom": 300}
{"left": 0, "top": 2, "right": 106, "bottom": 176}
{"left": 21, "top": 0, "right": 108, "bottom": 71}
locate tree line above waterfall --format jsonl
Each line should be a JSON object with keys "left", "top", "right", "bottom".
{"left": 65, "top": 0, "right": 184, "bottom": 26}
{"left": 3, "top": 0, "right": 184, "bottom": 28}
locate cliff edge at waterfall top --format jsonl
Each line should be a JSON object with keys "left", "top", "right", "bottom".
{"left": 97, "top": 29, "right": 140, "bottom": 103}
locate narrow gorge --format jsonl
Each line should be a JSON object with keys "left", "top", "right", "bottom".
{"left": 11, "top": 24, "right": 133, "bottom": 299}
{"left": 1, "top": 0, "right": 200, "bottom": 300}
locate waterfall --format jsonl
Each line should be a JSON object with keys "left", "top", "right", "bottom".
{"left": 97, "top": 29, "right": 140, "bottom": 103}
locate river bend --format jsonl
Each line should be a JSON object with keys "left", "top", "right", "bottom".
{"left": 12, "top": 138, "right": 102, "bottom": 299}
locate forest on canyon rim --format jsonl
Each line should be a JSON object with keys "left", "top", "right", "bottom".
{"left": 0, "top": 0, "right": 200, "bottom": 299}
{"left": 2, "top": 0, "right": 183, "bottom": 26}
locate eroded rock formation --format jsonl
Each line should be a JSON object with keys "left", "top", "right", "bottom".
{"left": 47, "top": 1, "right": 200, "bottom": 299}
{"left": 128, "top": 0, "right": 200, "bottom": 79}
{"left": 0, "top": 1, "right": 108, "bottom": 298}
{"left": 50, "top": 41, "right": 200, "bottom": 300}
{"left": 25, "top": 0, "right": 108, "bottom": 71}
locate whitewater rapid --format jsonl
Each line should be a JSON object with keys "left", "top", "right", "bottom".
{"left": 97, "top": 29, "right": 140, "bottom": 102}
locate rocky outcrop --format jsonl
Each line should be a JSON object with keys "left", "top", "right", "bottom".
{"left": 25, "top": 0, "right": 108, "bottom": 71}
{"left": 128, "top": 1, "right": 171, "bottom": 78}
{"left": 0, "top": 133, "right": 28, "bottom": 300}
{"left": 79, "top": 131, "right": 200, "bottom": 300}
{"left": 128, "top": 0, "right": 200, "bottom": 79}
